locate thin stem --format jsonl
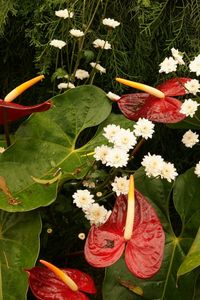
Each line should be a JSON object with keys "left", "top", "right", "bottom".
{"left": 131, "top": 138, "right": 145, "bottom": 157}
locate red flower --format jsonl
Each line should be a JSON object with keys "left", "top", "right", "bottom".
{"left": 84, "top": 176, "right": 165, "bottom": 278}
{"left": 0, "top": 75, "right": 52, "bottom": 125}
{"left": 116, "top": 77, "right": 192, "bottom": 123}
{"left": 26, "top": 260, "right": 96, "bottom": 300}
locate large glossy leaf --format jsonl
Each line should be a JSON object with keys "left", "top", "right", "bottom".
{"left": 103, "top": 168, "right": 200, "bottom": 300}
{"left": 0, "top": 210, "right": 41, "bottom": 300}
{"left": 0, "top": 85, "right": 112, "bottom": 212}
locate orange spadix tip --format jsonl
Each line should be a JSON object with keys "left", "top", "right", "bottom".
{"left": 4, "top": 75, "right": 45, "bottom": 103}
{"left": 116, "top": 77, "right": 165, "bottom": 99}
{"left": 39, "top": 260, "right": 78, "bottom": 292}
{"left": 128, "top": 175, "right": 135, "bottom": 202}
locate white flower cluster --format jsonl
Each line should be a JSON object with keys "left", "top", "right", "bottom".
{"left": 189, "top": 54, "right": 200, "bottom": 76}
{"left": 180, "top": 99, "right": 200, "bottom": 117}
{"left": 111, "top": 176, "right": 129, "bottom": 196}
{"left": 159, "top": 48, "right": 184, "bottom": 74}
{"left": 90, "top": 62, "right": 106, "bottom": 74}
{"left": 93, "top": 39, "right": 111, "bottom": 50}
{"left": 94, "top": 120, "right": 155, "bottom": 169}
{"left": 102, "top": 18, "right": 120, "bottom": 28}
{"left": 50, "top": 39, "right": 66, "bottom": 49}
{"left": 55, "top": 9, "right": 74, "bottom": 19}
{"left": 72, "top": 189, "right": 111, "bottom": 226}
{"left": 141, "top": 153, "right": 178, "bottom": 182}
{"left": 182, "top": 130, "right": 199, "bottom": 148}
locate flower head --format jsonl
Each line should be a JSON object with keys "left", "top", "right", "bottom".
{"left": 0, "top": 147, "right": 5, "bottom": 153}
{"left": 85, "top": 203, "right": 110, "bottom": 226}
{"left": 116, "top": 77, "right": 190, "bottom": 123}
{"left": 72, "top": 189, "right": 94, "bottom": 210}
{"left": 58, "top": 82, "right": 75, "bottom": 89}
{"left": 159, "top": 57, "right": 177, "bottom": 74}
{"left": 189, "top": 54, "right": 200, "bottom": 76}
{"left": 112, "top": 128, "right": 137, "bottom": 151}
{"left": 106, "top": 91, "right": 120, "bottom": 101}
{"left": 160, "top": 162, "right": 178, "bottom": 182}
{"left": 171, "top": 48, "right": 185, "bottom": 65}
{"left": 103, "top": 124, "right": 121, "bottom": 143}
{"left": 26, "top": 260, "right": 96, "bottom": 300}
{"left": 50, "top": 39, "right": 66, "bottom": 49}
{"left": 94, "top": 145, "right": 111, "bottom": 164}
{"left": 90, "top": 62, "right": 106, "bottom": 74}
{"left": 184, "top": 79, "right": 200, "bottom": 95}
{"left": 106, "top": 147, "right": 129, "bottom": 168}
{"left": 102, "top": 18, "right": 120, "bottom": 28}
{"left": 180, "top": 99, "right": 199, "bottom": 117}
{"left": 55, "top": 9, "right": 74, "bottom": 19}
{"left": 141, "top": 153, "right": 164, "bottom": 178}
{"left": 93, "top": 39, "right": 111, "bottom": 50}
{"left": 194, "top": 161, "right": 200, "bottom": 177}
{"left": 111, "top": 176, "right": 129, "bottom": 196}
{"left": 182, "top": 130, "right": 199, "bottom": 148}
{"left": 0, "top": 76, "right": 52, "bottom": 124}
{"left": 70, "top": 29, "right": 84, "bottom": 38}
{"left": 75, "top": 69, "right": 89, "bottom": 80}
{"left": 84, "top": 179, "right": 165, "bottom": 278}
{"left": 133, "top": 118, "right": 155, "bottom": 139}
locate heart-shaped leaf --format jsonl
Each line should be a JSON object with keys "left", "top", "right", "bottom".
{"left": 0, "top": 210, "right": 41, "bottom": 300}
{"left": 0, "top": 85, "right": 112, "bottom": 212}
{"left": 103, "top": 168, "right": 200, "bottom": 300}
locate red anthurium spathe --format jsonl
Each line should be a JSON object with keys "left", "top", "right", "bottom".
{"left": 84, "top": 175, "right": 165, "bottom": 279}
{"left": 0, "top": 75, "right": 52, "bottom": 124}
{"left": 115, "top": 77, "right": 192, "bottom": 123}
{"left": 26, "top": 260, "right": 96, "bottom": 300}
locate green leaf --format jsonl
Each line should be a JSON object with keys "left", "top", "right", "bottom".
{"left": 0, "top": 85, "right": 112, "bottom": 212}
{"left": 177, "top": 227, "right": 200, "bottom": 277}
{"left": 0, "top": 210, "right": 41, "bottom": 300}
{"left": 103, "top": 168, "right": 200, "bottom": 300}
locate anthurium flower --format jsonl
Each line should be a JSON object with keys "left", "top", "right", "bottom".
{"left": 0, "top": 75, "right": 52, "bottom": 124}
{"left": 115, "top": 77, "right": 192, "bottom": 123}
{"left": 26, "top": 259, "right": 96, "bottom": 300}
{"left": 84, "top": 175, "right": 165, "bottom": 278}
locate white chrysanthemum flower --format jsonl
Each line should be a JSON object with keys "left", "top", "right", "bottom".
{"left": 55, "top": 9, "right": 74, "bottom": 19}
{"left": 82, "top": 180, "right": 95, "bottom": 188}
{"left": 85, "top": 203, "right": 110, "bottom": 226}
{"left": 102, "top": 18, "right": 120, "bottom": 28}
{"left": 160, "top": 162, "right": 178, "bottom": 182}
{"left": 93, "top": 39, "right": 111, "bottom": 50}
{"left": 94, "top": 145, "right": 111, "bottom": 164}
{"left": 189, "top": 54, "right": 200, "bottom": 76}
{"left": 0, "top": 147, "right": 5, "bottom": 153}
{"left": 57, "top": 82, "right": 75, "bottom": 89}
{"left": 75, "top": 69, "right": 89, "bottom": 80}
{"left": 50, "top": 39, "right": 66, "bottom": 49}
{"left": 182, "top": 130, "right": 199, "bottom": 148}
{"left": 159, "top": 57, "right": 177, "bottom": 74}
{"left": 133, "top": 118, "right": 155, "bottom": 140}
{"left": 70, "top": 29, "right": 84, "bottom": 37}
{"left": 96, "top": 192, "right": 102, "bottom": 197}
{"left": 72, "top": 189, "right": 94, "bottom": 210}
{"left": 141, "top": 153, "right": 164, "bottom": 178}
{"left": 111, "top": 176, "right": 129, "bottom": 196}
{"left": 112, "top": 128, "right": 137, "bottom": 151}
{"left": 194, "top": 161, "right": 200, "bottom": 177}
{"left": 90, "top": 62, "right": 106, "bottom": 74}
{"left": 180, "top": 99, "right": 200, "bottom": 117}
{"left": 184, "top": 79, "right": 200, "bottom": 95}
{"left": 171, "top": 48, "right": 185, "bottom": 65}
{"left": 106, "top": 91, "right": 120, "bottom": 101}
{"left": 103, "top": 124, "right": 121, "bottom": 143}
{"left": 106, "top": 147, "right": 129, "bottom": 168}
